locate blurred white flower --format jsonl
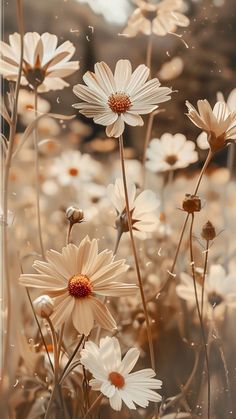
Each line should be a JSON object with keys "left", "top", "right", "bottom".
{"left": 146, "top": 133, "right": 198, "bottom": 173}
{"left": 19, "top": 236, "right": 137, "bottom": 336}
{"left": 186, "top": 99, "right": 236, "bottom": 152}
{"left": 77, "top": 0, "right": 131, "bottom": 24}
{"left": 123, "top": 0, "right": 189, "bottom": 37}
{"left": 176, "top": 265, "right": 236, "bottom": 310}
{"left": 50, "top": 150, "right": 101, "bottom": 186}
{"left": 73, "top": 59, "right": 172, "bottom": 137}
{"left": 80, "top": 336, "right": 162, "bottom": 411}
{"left": 107, "top": 178, "right": 159, "bottom": 239}
{"left": 17, "top": 89, "right": 50, "bottom": 125}
{"left": 0, "top": 32, "right": 79, "bottom": 91}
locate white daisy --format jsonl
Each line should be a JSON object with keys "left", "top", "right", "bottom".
{"left": 107, "top": 178, "right": 159, "bottom": 239}
{"left": 19, "top": 236, "right": 138, "bottom": 336}
{"left": 80, "top": 336, "right": 162, "bottom": 411}
{"left": 0, "top": 32, "right": 79, "bottom": 92}
{"left": 50, "top": 150, "right": 101, "bottom": 186}
{"left": 17, "top": 88, "right": 51, "bottom": 125}
{"left": 176, "top": 265, "right": 236, "bottom": 310}
{"left": 146, "top": 133, "right": 198, "bottom": 173}
{"left": 72, "top": 59, "right": 172, "bottom": 138}
{"left": 122, "top": 0, "right": 189, "bottom": 38}
{"left": 186, "top": 99, "right": 236, "bottom": 152}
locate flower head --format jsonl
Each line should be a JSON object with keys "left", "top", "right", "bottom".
{"left": 73, "top": 59, "right": 172, "bottom": 137}
{"left": 50, "top": 150, "right": 101, "bottom": 186}
{"left": 0, "top": 32, "right": 79, "bottom": 91}
{"left": 80, "top": 336, "right": 162, "bottom": 411}
{"left": 176, "top": 265, "right": 236, "bottom": 311}
{"left": 19, "top": 236, "right": 137, "bottom": 335}
{"left": 107, "top": 178, "right": 159, "bottom": 239}
{"left": 146, "top": 133, "right": 198, "bottom": 173}
{"left": 123, "top": 0, "right": 189, "bottom": 38}
{"left": 186, "top": 100, "right": 236, "bottom": 152}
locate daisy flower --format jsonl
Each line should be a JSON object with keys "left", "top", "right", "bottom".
{"left": 146, "top": 133, "right": 198, "bottom": 173}
{"left": 122, "top": 0, "right": 189, "bottom": 38}
{"left": 19, "top": 236, "right": 138, "bottom": 336}
{"left": 107, "top": 178, "right": 159, "bottom": 239}
{"left": 186, "top": 99, "right": 236, "bottom": 152}
{"left": 72, "top": 59, "right": 172, "bottom": 138}
{"left": 0, "top": 32, "right": 79, "bottom": 92}
{"left": 17, "top": 89, "right": 50, "bottom": 125}
{"left": 50, "top": 150, "right": 101, "bottom": 186}
{"left": 176, "top": 265, "right": 236, "bottom": 311}
{"left": 80, "top": 336, "right": 162, "bottom": 411}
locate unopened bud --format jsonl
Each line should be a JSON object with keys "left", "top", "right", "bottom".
{"left": 201, "top": 220, "right": 216, "bottom": 241}
{"left": 115, "top": 212, "right": 129, "bottom": 233}
{"left": 33, "top": 295, "right": 54, "bottom": 318}
{"left": 182, "top": 194, "right": 201, "bottom": 213}
{"left": 66, "top": 206, "right": 84, "bottom": 224}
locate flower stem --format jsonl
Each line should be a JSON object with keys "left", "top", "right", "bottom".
{"left": 189, "top": 214, "right": 210, "bottom": 419}
{"left": 83, "top": 393, "right": 103, "bottom": 419}
{"left": 26, "top": 288, "right": 54, "bottom": 373}
{"left": 44, "top": 318, "right": 59, "bottom": 419}
{"left": 119, "top": 134, "right": 155, "bottom": 370}
{"left": 157, "top": 150, "right": 213, "bottom": 293}
{"left": 66, "top": 223, "right": 72, "bottom": 245}
{"left": 59, "top": 334, "right": 84, "bottom": 384}
{"left": 146, "top": 34, "right": 153, "bottom": 73}
{"left": 1, "top": 0, "right": 24, "bottom": 388}
{"left": 201, "top": 240, "right": 210, "bottom": 318}
{"left": 141, "top": 109, "right": 160, "bottom": 187}
{"left": 34, "top": 88, "right": 45, "bottom": 260}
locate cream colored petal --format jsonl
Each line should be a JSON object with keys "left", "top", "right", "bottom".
{"left": 50, "top": 294, "right": 74, "bottom": 328}
{"left": 106, "top": 117, "right": 125, "bottom": 138}
{"left": 94, "top": 61, "right": 116, "bottom": 95}
{"left": 72, "top": 298, "right": 94, "bottom": 336}
{"left": 126, "top": 64, "right": 149, "bottom": 96}
{"left": 19, "top": 273, "right": 63, "bottom": 290}
{"left": 89, "top": 297, "right": 117, "bottom": 331}
{"left": 121, "top": 112, "right": 143, "bottom": 127}
{"left": 114, "top": 60, "right": 132, "bottom": 91}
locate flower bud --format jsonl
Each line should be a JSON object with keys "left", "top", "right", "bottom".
{"left": 66, "top": 206, "right": 84, "bottom": 224}
{"left": 201, "top": 220, "right": 216, "bottom": 241}
{"left": 182, "top": 194, "right": 201, "bottom": 213}
{"left": 33, "top": 295, "right": 54, "bottom": 318}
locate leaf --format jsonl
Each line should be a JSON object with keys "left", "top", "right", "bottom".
{"left": 12, "top": 112, "right": 75, "bottom": 157}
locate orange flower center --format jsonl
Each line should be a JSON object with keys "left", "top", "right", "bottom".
{"left": 108, "top": 93, "right": 131, "bottom": 114}
{"left": 68, "top": 274, "right": 93, "bottom": 298}
{"left": 165, "top": 154, "right": 178, "bottom": 166}
{"left": 108, "top": 371, "right": 125, "bottom": 389}
{"left": 68, "top": 167, "right": 79, "bottom": 177}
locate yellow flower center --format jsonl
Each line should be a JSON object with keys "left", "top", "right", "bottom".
{"left": 68, "top": 167, "right": 79, "bottom": 177}
{"left": 68, "top": 274, "right": 93, "bottom": 298}
{"left": 108, "top": 93, "right": 131, "bottom": 114}
{"left": 165, "top": 154, "right": 178, "bottom": 166}
{"left": 108, "top": 371, "right": 125, "bottom": 389}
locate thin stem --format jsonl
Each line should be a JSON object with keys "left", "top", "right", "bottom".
{"left": 201, "top": 240, "right": 210, "bottom": 318}
{"left": 146, "top": 34, "right": 153, "bottom": 72}
{"left": 157, "top": 150, "right": 213, "bottom": 294}
{"left": 189, "top": 214, "right": 210, "bottom": 419}
{"left": 227, "top": 143, "right": 235, "bottom": 180}
{"left": 26, "top": 288, "right": 54, "bottom": 373}
{"left": 44, "top": 318, "right": 59, "bottom": 419}
{"left": 82, "top": 393, "right": 103, "bottom": 419}
{"left": 66, "top": 223, "right": 72, "bottom": 245}
{"left": 163, "top": 350, "right": 200, "bottom": 411}
{"left": 59, "top": 334, "right": 84, "bottom": 384}
{"left": 141, "top": 110, "right": 160, "bottom": 187}
{"left": 193, "top": 150, "right": 213, "bottom": 195}
{"left": 2, "top": 0, "right": 24, "bottom": 383}
{"left": 119, "top": 135, "right": 155, "bottom": 370}
{"left": 33, "top": 89, "right": 45, "bottom": 259}
{"left": 113, "top": 227, "right": 123, "bottom": 255}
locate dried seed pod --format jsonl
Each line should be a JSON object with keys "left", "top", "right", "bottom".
{"left": 201, "top": 220, "right": 216, "bottom": 241}
{"left": 66, "top": 206, "right": 84, "bottom": 224}
{"left": 182, "top": 194, "right": 201, "bottom": 213}
{"left": 33, "top": 295, "right": 54, "bottom": 318}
